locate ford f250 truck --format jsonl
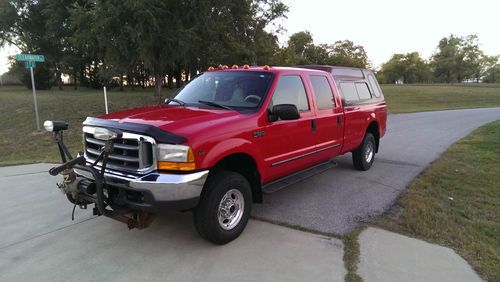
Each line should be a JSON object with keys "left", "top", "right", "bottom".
{"left": 45, "top": 65, "right": 387, "bottom": 244}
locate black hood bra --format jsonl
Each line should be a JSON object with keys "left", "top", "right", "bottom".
{"left": 83, "top": 117, "right": 187, "bottom": 144}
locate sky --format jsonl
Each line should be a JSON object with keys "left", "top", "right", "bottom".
{"left": 1, "top": 0, "right": 499, "bottom": 74}
{"left": 278, "top": 0, "right": 500, "bottom": 68}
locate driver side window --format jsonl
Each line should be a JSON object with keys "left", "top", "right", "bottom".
{"left": 271, "top": 75, "right": 310, "bottom": 112}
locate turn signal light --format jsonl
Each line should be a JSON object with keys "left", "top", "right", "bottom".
{"left": 157, "top": 161, "right": 196, "bottom": 171}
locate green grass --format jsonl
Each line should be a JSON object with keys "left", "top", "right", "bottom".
{"left": 0, "top": 86, "right": 172, "bottom": 166}
{"left": 376, "top": 121, "right": 500, "bottom": 281}
{"left": 343, "top": 227, "right": 364, "bottom": 282}
{"left": 381, "top": 84, "right": 500, "bottom": 113}
{"left": 1, "top": 83, "right": 499, "bottom": 165}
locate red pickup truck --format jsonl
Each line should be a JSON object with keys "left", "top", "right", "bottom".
{"left": 45, "top": 65, "right": 387, "bottom": 244}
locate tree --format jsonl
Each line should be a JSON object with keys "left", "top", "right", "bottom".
{"left": 1, "top": 0, "right": 288, "bottom": 93}
{"left": 327, "top": 40, "right": 370, "bottom": 68}
{"left": 431, "top": 34, "right": 484, "bottom": 83}
{"left": 379, "top": 52, "right": 431, "bottom": 84}
{"left": 482, "top": 55, "right": 500, "bottom": 83}
{"left": 274, "top": 32, "right": 369, "bottom": 68}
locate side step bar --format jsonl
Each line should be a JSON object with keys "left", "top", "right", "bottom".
{"left": 262, "top": 160, "right": 337, "bottom": 194}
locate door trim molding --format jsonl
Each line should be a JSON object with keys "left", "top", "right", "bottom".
{"left": 271, "top": 144, "right": 340, "bottom": 167}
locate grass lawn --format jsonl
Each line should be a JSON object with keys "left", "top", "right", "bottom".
{"left": 376, "top": 121, "right": 500, "bottom": 281}
{"left": 0, "top": 83, "right": 499, "bottom": 165}
{"left": 381, "top": 84, "right": 500, "bottom": 113}
{"left": 0, "top": 86, "right": 172, "bottom": 166}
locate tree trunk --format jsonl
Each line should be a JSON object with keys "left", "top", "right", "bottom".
{"left": 167, "top": 73, "right": 173, "bottom": 88}
{"left": 155, "top": 72, "right": 163, "bottom": 102}
{"left": 73, "top": 68, "right": 78, "bottom": 90}
{"left": 56, "top": 67, "right": 63, "bottom": 90}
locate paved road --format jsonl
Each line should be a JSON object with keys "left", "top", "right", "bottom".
{"left": 253, "top": 107, "right": 500, "bottom": 234}
{"left": 0, "top": 164, "right": 345, "bottom": 281}
{"left": 0, "top": 108, "right": 498, "bottom": 281}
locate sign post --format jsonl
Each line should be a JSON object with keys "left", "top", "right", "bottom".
{"left": 29, "top": 66, "right": 40, "bottom": 130}
{"left": 16, "top": 54, "right": 45, "bottom": 130}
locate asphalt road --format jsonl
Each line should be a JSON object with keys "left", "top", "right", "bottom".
{"left": 253, "top": 107, "right": 500, "bottom": 234}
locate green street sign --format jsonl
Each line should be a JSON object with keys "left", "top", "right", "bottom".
{"left": 16, "top": 54, "right": 45, "bottom": 62}
{"left": 24, "top": 61, "right": 36, "bottom": 68}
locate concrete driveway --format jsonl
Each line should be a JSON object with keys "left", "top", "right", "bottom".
{"left": 1, "top": 107, "right": 499, "bottom": 281}
{"left": 0, "top": 165, "right": 345, "bottom": 281}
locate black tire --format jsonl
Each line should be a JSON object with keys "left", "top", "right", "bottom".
{"left": 193, "top": 171, "right": 252, "bottom": 244}
{"left": 352, "top": 132, "right": 376, "bottom": 171}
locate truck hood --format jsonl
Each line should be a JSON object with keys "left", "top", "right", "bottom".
{"left": 100, "top": 105, "right": 242, "bottom": 138}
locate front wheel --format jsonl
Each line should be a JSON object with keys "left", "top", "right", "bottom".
{"left": 352, "top": 132, "right": 376, "bottom": 171}
{"left": 194, "top": 171, "right": 252, "bottom": 244}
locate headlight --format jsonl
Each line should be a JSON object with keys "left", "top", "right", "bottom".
{"left": 44, "top": 120, "right": 68, "bottom": 132}
{"left": 83, "top": 126, "right": 122, "bottom": 141}
{"left": 157, "top": 144, "right": 196, "bottom": 171}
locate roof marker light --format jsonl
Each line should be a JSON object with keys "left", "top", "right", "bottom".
{"left": 243, "top": 64, "right": 250, "bottom": 69}
{"left": 263, "top": 65, "right": 270, "bottom": 70}
{"left": 208, "top": 66, "right": 215, "bottom": 71}
{"left": 222, "top": 65, "right": 228, "bottom": 70}
{"left": 232, "top": 64, "right": 239, "bottom": 69}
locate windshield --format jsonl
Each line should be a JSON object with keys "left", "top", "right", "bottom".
{"left": 171, "top": 71, "right": 274, "bottom": 111}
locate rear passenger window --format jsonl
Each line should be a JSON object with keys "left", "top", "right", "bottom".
{"left": 310, "top": 75, "right": 335, "bottom": 110}
{"left": 355, "top": 83, "right": 372, "bottom": 100}
{"left": 368, "top": 75, "right": 381, "bottom": 98}
{"left": 271, "top": 75, "right": 310, "bottom": 112}
{"left": 339, "top": 82, "right": 359, "bottom": 103}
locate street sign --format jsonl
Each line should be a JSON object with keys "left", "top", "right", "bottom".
{"left": 16, "top": 54, "right": 45, "bottom": 62}
{"left": 24, "top": 61, "right": 36, "bottom": 68}
{"left": 16, "top": 53, "right": 44, "bottom": 130}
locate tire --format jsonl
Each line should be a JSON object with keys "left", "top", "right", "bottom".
{"left": 194, "top": 171, "right": 252, "bottom": 244}
{"left": 352, "top": 132, "right": 376, "bottom": 171}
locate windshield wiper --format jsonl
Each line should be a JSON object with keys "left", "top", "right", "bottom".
{"left": 165, "top": 98, "right": 186, "bottom": 106}
{"left": 198, "top": 100, "right": 235, "bottom": 111}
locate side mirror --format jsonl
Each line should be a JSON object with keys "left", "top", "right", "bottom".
{"left": 268, "top": 104, "right": 300, "bottom": 122}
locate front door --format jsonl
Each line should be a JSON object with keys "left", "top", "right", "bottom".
{"left": 258, "top": 74, "right": 317, "bottom": 182}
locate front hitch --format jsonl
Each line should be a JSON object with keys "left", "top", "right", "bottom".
{"left": 44, "top": 120, "right": 156, "bottom": 229}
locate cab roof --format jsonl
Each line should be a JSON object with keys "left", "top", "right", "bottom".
{"left": 208, "top": 65, "right": 329, "bottom": 75}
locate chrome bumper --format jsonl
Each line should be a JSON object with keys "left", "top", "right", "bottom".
{"left": 74, "top": 168, "right": 209, "bottom": 202}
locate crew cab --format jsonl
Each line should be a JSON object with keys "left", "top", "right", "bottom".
{"left": 45, "top": 65, "right": 386, "bottom": 244}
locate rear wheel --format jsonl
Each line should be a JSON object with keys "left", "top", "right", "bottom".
{"left": 194, "top": 171, "right": 252, "bottom": 244}
{"left": 352, "top": 132, "right": 376, "bottom": 171}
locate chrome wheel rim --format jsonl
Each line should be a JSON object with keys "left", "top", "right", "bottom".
{"left": 365, "top": 142, "right": 374, "bottom": 163}
{"left": 217, "top": 189, "right": 244, "bottom": 230}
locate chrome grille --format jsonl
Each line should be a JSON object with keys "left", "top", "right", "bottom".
{"left": 83, "top": 128, "right": 155, "bottom": 174}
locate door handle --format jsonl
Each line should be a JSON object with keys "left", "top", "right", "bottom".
{"left": 337, "top": 116, "right": 342, "bottom": 126}
{"left": 311, "top": 119, "right": 317, "bottom": 131}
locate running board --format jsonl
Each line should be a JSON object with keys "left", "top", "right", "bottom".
{"left": 262, "top": 160, "right": 337, "bottom": 194}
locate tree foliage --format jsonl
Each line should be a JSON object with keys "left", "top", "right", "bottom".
{"left": 431, "top": 34, "right": 484, "bottom": 83}
{"left": 0, "top": 0, "right": 288, "bottom": 95}
{"left": 274, "top": 31, "right": 370, "bottom": 68}
{"left": 379, "top": 52, "right": 431, "bottom": 84}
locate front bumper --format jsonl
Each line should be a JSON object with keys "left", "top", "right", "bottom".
{"left": 74, "top": 167, "right": 209, "bottom": 212}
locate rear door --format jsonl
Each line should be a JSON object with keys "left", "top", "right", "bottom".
{"left": 307, "top": 74, "right": 344, "bottom": 161}
{"left": 260, "top": 74, "right": 317, "bottom": 181}
{"left": 338, "top": 81, "right": 374, "bottom": 153}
